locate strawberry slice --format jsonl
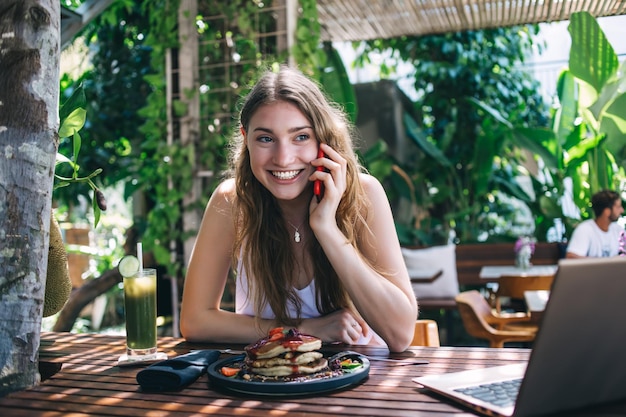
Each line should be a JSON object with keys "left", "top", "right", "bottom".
{"left": 220, "top": 366, "right": 240, "bottom": 377}
{"left": 269, "top": 327, "right": 284, "bottom": 336}
{"left": 268, "top": 332, "right": 283, "bottom": 341}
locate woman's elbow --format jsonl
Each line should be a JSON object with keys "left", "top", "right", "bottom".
{"left": 384, "top": 318, "right": 417, "bottom": 352}
{"left": 387, "top": 305, "right": 418, "bottom": 352}
{"left": 386, "top": 329, "right": 414, "bottom": 353}
{"left": 179, "top": 314, "right": 205, "bottom": 342}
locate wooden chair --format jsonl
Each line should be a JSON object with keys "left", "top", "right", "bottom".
{"left": 455, "top": 290, "right": 538, "bottom": 348}
{"left": 411, "top": 319, "right": 441, "bottom": 347}
{"left": 495, "top": 274, "right": 555, "bottom": 313}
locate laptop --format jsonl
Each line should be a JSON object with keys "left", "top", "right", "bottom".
{"left": 413, "top": 256, "right": 626, "bottom": 417}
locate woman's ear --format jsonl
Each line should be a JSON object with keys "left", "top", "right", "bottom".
{"left": 240, "top": 126, "right": 246, "bottom": 139}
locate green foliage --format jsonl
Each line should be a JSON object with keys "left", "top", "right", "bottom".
{"left": 289, "top": 1, "right": 357, "bottom": 123}
{"left": 474, "top": 12, "right": 626, "bottom": 240}
{"left": 357, "top": 26, "right": 549, "bottom": 244}
{"left": 135, "top": 0, "right": 183, "bottom": 277}
{"left": 319, "top": 42, "right": 358, "bottom": 123}
{"left": 55, "top": 85, "right": 105, "bottom": 227}
{"left": 60, "top": 0, "right": 179, "bottom": 273}
{"left": 292, "top": 0, "right": 325, "bottom": 78}
{"left": 57, "top": 1, "right": 155, "bottom": 216}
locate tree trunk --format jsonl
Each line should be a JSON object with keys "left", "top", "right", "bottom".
{"left": 0, "top": 0, "right": 60, "bottom": 396}
{"left": 52, "top": 268, "right": 122, "bottom": 332}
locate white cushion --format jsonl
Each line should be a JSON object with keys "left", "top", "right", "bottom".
{"left": 402, "top": 245, "right": 459, "bottom": 299}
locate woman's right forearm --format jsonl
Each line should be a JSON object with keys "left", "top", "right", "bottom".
{"left": 180, "top": 309, "right": 276, "bottom": 344}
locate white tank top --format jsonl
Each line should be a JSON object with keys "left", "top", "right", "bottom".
{"left": 235, "top": 261, "right": 385, "bottom": 347}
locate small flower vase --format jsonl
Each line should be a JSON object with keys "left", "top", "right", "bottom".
{"left": 516, "top": 244, "right": 532, "bottom": 270}
{"left": 514, "top": 236, "right": 535, "bottom": 270}
{"left": 516, "top": 252, "right": 531, "bottom": 270}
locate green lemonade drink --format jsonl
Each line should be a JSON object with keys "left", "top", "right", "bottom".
{"left": 123, "top": 268, "right": 157, "bottom": 356}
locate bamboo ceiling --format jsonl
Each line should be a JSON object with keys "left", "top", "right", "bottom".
{"left": 316, "top": 0, "right": 626, "bottom": 41}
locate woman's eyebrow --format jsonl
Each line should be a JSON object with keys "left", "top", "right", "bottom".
{"left": 251, "top": 127, "right": 273, "bottom": 133}
{"left": 251, "top": 125, "right": 313, "bottom": 133}
{"left": 288, "top": 125, "right": 313, "bottom": 132}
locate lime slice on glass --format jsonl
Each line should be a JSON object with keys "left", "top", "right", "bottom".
{"left": 118, "top": 255, "right": 140, "bottom": 278}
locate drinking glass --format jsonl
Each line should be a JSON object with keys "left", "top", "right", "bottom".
{"left": 123, "top": 268, "right": 157, "bottom": 357}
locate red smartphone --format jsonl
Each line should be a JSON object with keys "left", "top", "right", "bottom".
{"left": 314, "top": 148, "right": 324, "bottom": 202}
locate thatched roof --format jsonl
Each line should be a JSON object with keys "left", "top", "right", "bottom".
{"left": 316, "top": 0, "right": 626, "bottom": 41}
{"left": 61, "top": 1, "right": 626, "bottom": 47}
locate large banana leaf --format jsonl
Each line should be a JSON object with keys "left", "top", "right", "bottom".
{"left": 601, "top": 114, "right": 626, "bottom": 158}
{"left": 513, "top": 128, "right": 558, "bottom": 169}
{"left": 403, "top": 112, "right": 451, "bottom": 168}
{"left": 588, "top": 60, "right": 626, "bottom": 122}
{"left": 568, "top": 11, "right": 618, "bottom": 105}
{"left": 603, "top": 92, "right": 626, "bottom": 134}
{"left": 600, "top": 63, "right": 626, "bottom": 156}
{"left": 564, "top": 134, "right": 606, "bottom": 165}
{"left": 472, "top": 128, "right": 506, "bottom": 197}
{"left": 468, "top": 97, "right": 512, "bottom": 129}
{"left": 568, "top": 11, "right": 626, "bottom": 172}
{"left": 492, "top": 174, "right": 532, "bottom": 203}
{"left": 320, "top": 42, "right": 358, "bottom": 123}
{"left": 470, "top": 99, "right": 560, "bottom": 172}
{"left": 553, "top": 70, "right": 576, "bottom": 145}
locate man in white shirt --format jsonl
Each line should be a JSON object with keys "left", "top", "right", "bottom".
{"left": 566, "top": 190, "right": 624, "bottom": 258}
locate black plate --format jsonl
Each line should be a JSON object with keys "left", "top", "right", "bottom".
{"left": 207, "top": 351, "right": 370, "bottom": 396}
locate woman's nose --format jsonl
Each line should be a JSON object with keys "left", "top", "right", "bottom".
{"left": 273, "top": 143, "right": 295, "bottom": 166}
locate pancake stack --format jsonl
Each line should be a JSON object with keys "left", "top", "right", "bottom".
{"left": 244, "top": 327, "right": 327, "bottom": 377}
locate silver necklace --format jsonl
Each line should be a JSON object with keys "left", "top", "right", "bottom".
{"left": 287, "top": 221, "right": 304, "bottom": 243}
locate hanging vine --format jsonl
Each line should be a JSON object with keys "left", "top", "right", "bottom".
{"left": 137, "top": 0, "right": 184, "bottom": 276}
{"left": 291, "top": 0, "right": 325, "bottom": 78}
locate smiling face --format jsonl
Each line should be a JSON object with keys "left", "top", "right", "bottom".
{"left": 246, "top": 101, "right": 319, "bottom": 201}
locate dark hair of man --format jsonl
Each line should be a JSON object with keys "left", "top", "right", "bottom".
{"left": 591, "top": 190, "right": 620, "bottom": 218}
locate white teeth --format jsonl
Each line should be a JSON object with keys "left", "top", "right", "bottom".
{"left": 272, "top": 170, "right": 300, "bottom": 180}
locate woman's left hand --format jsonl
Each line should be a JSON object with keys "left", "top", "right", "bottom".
{"left": 299, "top": 309, "right": 368, "bottom": 345}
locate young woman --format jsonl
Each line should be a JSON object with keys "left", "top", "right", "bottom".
{"left": 180, "top": 65, "right": 417, "bottom": 352}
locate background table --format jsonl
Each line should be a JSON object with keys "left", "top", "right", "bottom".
{"left": 1, "top": 332, "right": 625, "bottom": 416}
{"left": 524, "top": 289, "right": 551, "bottom": 321}
{"left": 479, "top": 265, "right": 558, "bottom": 280}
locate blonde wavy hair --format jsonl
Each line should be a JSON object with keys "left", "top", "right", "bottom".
{"left": 229, "top": 65, "right": 372, "bottom": 327}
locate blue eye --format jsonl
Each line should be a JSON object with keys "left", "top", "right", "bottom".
{"left": 296, "top": 134, "right": 309, "bottom": 141}
{"left": 257, "top": 136, "right": 273, "bottom": 143}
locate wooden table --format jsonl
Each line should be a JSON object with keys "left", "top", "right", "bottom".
{"left": 1, "top": 332, "right": 625, "bottom": 416}
{"left": 479, "top": 265, "right": 558, "bottom": 281}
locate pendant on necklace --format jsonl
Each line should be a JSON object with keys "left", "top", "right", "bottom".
{"left": 287, "top": 220, "right": 303, "bottom": 243}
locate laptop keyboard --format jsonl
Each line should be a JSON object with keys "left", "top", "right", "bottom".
{"left": 454, "top": 378, "right": 522, "bottom": 408}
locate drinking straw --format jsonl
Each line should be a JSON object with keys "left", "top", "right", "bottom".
{"left": 137, "top": 242, "right": 143, "bottom": 274}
